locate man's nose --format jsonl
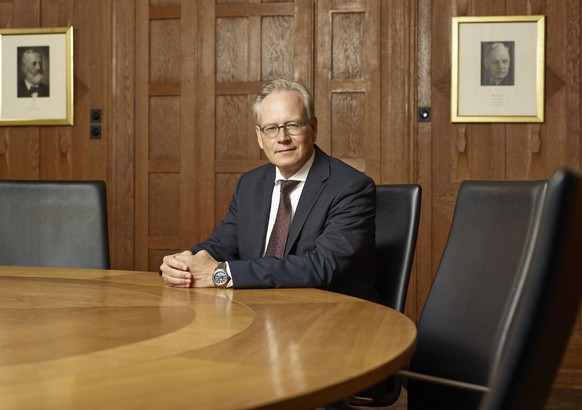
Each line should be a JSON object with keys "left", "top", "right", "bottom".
{"left": 276, "top": 129, "right": 291, "bottom": 142}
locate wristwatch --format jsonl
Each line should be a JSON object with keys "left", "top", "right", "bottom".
{"left": 212, "top": 262, "right": 230, "bottom": 288}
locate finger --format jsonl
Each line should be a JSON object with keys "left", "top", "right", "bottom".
{"left": 164, "top": 254, "right": 189, "bottom": 271}
{"left": 161, "top": 271, "right": 191, "bottom": 287}
{"left": 161, "top": 263, "right": 192, "bottom": 279}
{"left": 173, "top": 253, "right": 192, "bottom": 267}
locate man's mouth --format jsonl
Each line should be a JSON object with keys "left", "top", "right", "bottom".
{"left": 276, "top": 147, "right": 295, "bottom": 154}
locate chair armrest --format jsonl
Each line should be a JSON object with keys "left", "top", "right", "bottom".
{"left": 396, "top": 370, "right": 490, "bottom": 393}
{"left": 349, "top": 369, "right": 490, "bottom": 406}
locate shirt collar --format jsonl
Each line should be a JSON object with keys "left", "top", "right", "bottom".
{"left": 25, "top": 79, "right": 36, "bottom": 90}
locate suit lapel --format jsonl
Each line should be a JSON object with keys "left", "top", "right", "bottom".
{"left": 285, "top": 146, "right": 330, "bottom": 253}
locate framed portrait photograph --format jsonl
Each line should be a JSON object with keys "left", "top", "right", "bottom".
{"left": 451, "top": 16, "right": 545, "bottom": 123}
{"left": 0, "top": 27, "right": 73, "bottom": 126}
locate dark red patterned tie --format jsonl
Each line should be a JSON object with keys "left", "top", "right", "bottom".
{"left": 264, "top": 180, "right": 300, "bottom": 258}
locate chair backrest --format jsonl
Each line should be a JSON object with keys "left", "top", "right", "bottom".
{"left": 375, "top": 184, "right": 422, "bottom": 310}
{"left": 0, "top": 180, "right": 110, "bottom": 269}
{"left": 407, "top": 180, "right": 548, "bottom": 410}
{"left": 479, "top": 169, "right": 582, "bottom": 410}
{"left": 359, "top": 184, "right": 421, "bottom": 406}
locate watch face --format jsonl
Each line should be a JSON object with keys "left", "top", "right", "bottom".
{"left": 213, "top": 270, "right": 228, "bottom": 286}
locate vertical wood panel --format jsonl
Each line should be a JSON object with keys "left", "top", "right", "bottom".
{"left": 381, "top": 0, "right": 417, "bottom": 184}
{"left": 261, "top": 16, "right": 294, "bottom": 80}
{"left": 149, "top": 97, "right": 181, "bottom": 160}
{"left": 216, "top": 95, "right": 256, "bottom": 160}
{"left": 149, "top": 173, "right": 180, "bottom": 235}
{"left": 73, "top": 1, "right": 110, "bottom": 182}
{"left": 134, "top": 0, "right": 200, "bottom": 271}
{"left": 315, "top": 0, "right": 333, "bottom": 154}
{"left": 216, "top": 17, "right": 249, "bottom": 82}
{"left": 544, "top": 2, "right": 581, "bottom": 174}
{"left": 1, "top": 1, "right": 41, "bottom": 179}
{"left": 39, "top": 0, "right": 74, "bottom": 180}
{"left": 505, "top": 0, "right": 546, "bottom": 179}
{"left": 412, "top": 0, "right": 430, "bottom": 322}
{"left": 150, "top": 20, "right": 181, "bottom": 83}
{"left": 331, "top": 92, "right": 365, "bottom": 159}
{"left": 178, "top": 0, "right": 198, "bottom": 252}
{"left": 315, "top": 0, "right": 380, "bottom": 180}
{"left": 198, "top": 0, "right": 217, "bottom": 242}
{"left": 110, "top": 0, "right": 136, "bottom": 270}
{"left": 134, "top": 0, "right": 150, "bottom": 270}
{"left": 332, "top": 13, "right": 364, "bottom": 80}
{"left": 430, "top": 0, "right": 457, "bottom": 284}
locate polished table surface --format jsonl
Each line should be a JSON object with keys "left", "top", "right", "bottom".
{"left": 0, "top": 266, "right": 416, "bottom": 409}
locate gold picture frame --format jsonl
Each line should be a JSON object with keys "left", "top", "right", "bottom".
{"left": 0, "top": 27, "right": 74, "bottom": 126}
{"left": 451, "top": 16, "right": 545, "bottom": 123}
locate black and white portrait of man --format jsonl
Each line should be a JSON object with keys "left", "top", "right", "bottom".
{"left": 17, "top": 46, "right": 50, "bottom": 98}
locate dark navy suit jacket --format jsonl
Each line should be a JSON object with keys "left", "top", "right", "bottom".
{"left": 191, "top": 145, "right": 378, "bottom": 301}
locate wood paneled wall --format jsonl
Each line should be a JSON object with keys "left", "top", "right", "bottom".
{"left": 1, "top": 0, "right": 581, "bottom": 386}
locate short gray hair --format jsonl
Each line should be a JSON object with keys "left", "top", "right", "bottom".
{"left": 252, "top": 79, "right": 314, "bottom": 124}
{"left": 21, "top": 48, "right": 41, "bottom": 63}
{"left": 484, "top": 42, "right": 510, "bottom": 58}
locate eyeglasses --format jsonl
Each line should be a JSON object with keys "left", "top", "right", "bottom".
{"left": 259, "top": 121, "right": 309, "bottom": 139}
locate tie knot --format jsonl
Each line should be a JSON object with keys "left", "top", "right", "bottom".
{"left": 280, "top": 180, "right": 300, "bottom": 194}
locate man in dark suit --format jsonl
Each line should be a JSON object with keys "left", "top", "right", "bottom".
{"left": 160, "top": 79, "right": 377, "bottom": 301}
{"left": 17, "top": 48, "right": 50, "bottom": 98}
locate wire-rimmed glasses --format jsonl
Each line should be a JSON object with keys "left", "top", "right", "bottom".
{"left": 259, "top": 120, "right": 309, "bottom": 139}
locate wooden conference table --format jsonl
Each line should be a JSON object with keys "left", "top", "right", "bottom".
{"left": 0, "top": 266, "right": 416, "bottom": 409}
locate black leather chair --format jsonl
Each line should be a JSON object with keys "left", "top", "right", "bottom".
{"left": 403, "top": 180, "right": 548, "bottom": 410}
{"left": 351, "top": 184, "right": 422, "bottom": 407}
{"left": 375, "top": 184, "right": 422, "bottom": 312}
{"left": 0, "top": 180, "right": 110, "bottom": 269}
{"left": 478, "top": 169, "right": 582, "bottom": 410}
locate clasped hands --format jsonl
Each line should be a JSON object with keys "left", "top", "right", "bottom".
{"left": 160, "top": 250, "right": 218, "bottom": 288}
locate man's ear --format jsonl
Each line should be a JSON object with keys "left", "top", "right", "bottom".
{"left": 310, "top": 117, "right": 318, "bottom": 142}
{"left": 256, "top": 125, "right": 264, "bottom": 150}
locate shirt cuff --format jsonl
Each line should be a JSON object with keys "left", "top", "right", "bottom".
{"left": 224, "top": 261, "right": 234, "bottom": 288}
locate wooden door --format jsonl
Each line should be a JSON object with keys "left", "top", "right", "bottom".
{"left": 203, "top": 0, "right": 314, "bottom": 232}
{"left": 134, "top": 0, "right": 198, "bottom": 271}
{"left": 137, "top": 0, "right": 383, "bottom": 273}
{"left": 314, "top": 0, "right": 381, "bottom": 181}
